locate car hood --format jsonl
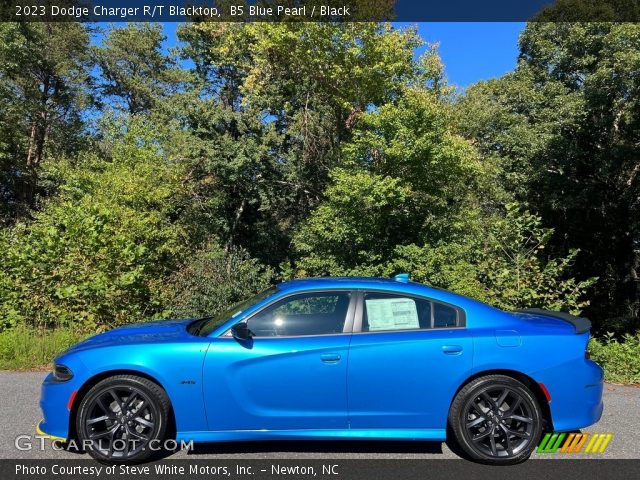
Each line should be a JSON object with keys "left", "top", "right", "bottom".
{"left": 59, "top": 318, "right": 201, "bottom": 356}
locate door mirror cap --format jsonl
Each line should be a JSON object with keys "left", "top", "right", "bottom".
{"left": 231, "top": 322, "right": 252, "bottom": 341}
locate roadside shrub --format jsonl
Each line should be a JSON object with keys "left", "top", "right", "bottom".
{"left": 0, "top": 119, "right": 191, "bottom": 331}
{"left": 589, "top": 333, "right": 640, "bottom": 384}
{"left": 295, "top": 192, "right": 596, "bottom": 315}
{"left": 157, "top": 243, "right": 275, "bottom": 318}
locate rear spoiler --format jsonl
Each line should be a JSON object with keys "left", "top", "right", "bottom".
{"left": 514, "top": 308, "right": 591, "bottom": 334}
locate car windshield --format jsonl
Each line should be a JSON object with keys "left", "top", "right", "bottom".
{"left": 194, "top": 286, "right": 278, "bottom": 337}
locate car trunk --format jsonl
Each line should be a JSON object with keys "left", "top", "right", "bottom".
{"left": 513, "top": 308, "right": 591, "bottom": 334}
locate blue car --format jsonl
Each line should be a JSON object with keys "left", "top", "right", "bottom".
{"left": 38, "top": 275, "right": 603, "bottom": 464}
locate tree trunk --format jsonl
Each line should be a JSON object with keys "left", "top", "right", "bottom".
{"left": 20, "top": 74, "right": 52, "bottom": 213}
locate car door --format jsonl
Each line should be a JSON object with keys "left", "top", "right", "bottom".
{"left": 203, "top": 290, "right": 355, "bottom": 431}
{"left": 347, "top": 291, "right": 473, "bottom": 431}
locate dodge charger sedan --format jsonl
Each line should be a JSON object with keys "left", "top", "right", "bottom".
{"left": 38, "top": 274, "right": 603, "bottom": 464}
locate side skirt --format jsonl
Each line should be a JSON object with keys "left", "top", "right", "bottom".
{"left": 176, "top": 429, "right": 447, "bottom": 444}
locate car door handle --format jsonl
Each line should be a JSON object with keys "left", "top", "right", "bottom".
{"left": 441, "top": 345, "right": 463, "bottom": 354}
{"left": 320, "top": 353, "right": 341, "bottom": 363}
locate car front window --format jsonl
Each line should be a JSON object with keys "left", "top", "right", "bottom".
{"left": 247, "top": 291, "right": 351, "bottom": 337}
{"left": 194, "top": 286, "right": 278, "bottom": 337}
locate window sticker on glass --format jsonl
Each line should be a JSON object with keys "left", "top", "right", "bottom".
{"left": 365, "top": 297, "right": 419, "bottom": 331}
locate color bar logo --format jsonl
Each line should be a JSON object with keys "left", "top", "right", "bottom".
{"left": 536, "top": 433, "right": 613, "bottom": 454}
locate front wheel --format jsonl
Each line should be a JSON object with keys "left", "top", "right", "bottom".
{"left": 76, "top": 375, "right": 170, "bottom": 463}
{"left": 448, "top": 375, "right": 543, "bottom": 465}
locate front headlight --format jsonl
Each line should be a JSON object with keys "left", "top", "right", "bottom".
{"left": 52, "top": 364, "right": 73, "bottom": 382}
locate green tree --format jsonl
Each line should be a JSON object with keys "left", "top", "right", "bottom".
{"left": 293, "top": 78, "right": 593, "bottom": 313}
{"left": 294, "top": 183, "right": 594, "bottom": 313}
{"left": 0, "top": 22, "right": 91, "bottom": 220}
{"left": 292, "top": 168, "right": 414, "bottom": 276}
{"left": 292, "top": 80, "right": 490, "bottom": 276}
{"left": 175, "top": 23, "right": 423, "bottom": 263}
{"left": 390, "top": 205, "right": 595, "bottom": 314}
{"left": 458, "top": 22, "right": 640, "bottom": 331}
{"left": 158, "top": 243, "right": 275, "bottom": 318}
{"left": 0, "top": 118, "right": 191, "bottom": 331}
{"left": 93, "top": 23, "right": 180, "bottom": 115}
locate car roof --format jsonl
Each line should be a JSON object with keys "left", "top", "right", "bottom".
{"left": 279, "top": 276, "right": 401, "bottom": 290}
{"left": 277, "top": 277, "right": 499, "bottom": 314}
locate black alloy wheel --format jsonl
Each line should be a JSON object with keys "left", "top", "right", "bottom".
{"left": 76, "top": 375, "right": 170, "bottom": 463}
{"left": 449, "top": 375, "right": 543, "bottom": 464}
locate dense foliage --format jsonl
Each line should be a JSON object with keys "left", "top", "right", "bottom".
{"left": 0, "top": 119, "right": 192, "bottom": 330}
{"left": 589, "top": 333, "right": 640, "bottom": 384}
{"left": 157, "top": 243, "right": 275, "bottom": 319}
{"left": 0, "top": 20, "right": 637, "bottom": 352}
{"left": 0, "top": 22, "right": 91, "bottom": 220}
{"left": 458, "top": 23, "right": 640, "bottom": 334}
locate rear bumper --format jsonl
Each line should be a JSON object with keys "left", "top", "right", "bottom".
{"left": 532, "top": 358, "right": 604, "bottom": 432}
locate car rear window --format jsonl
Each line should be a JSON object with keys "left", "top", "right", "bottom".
{"left": 362, "top": 292, "right": 460, "bottom": 332}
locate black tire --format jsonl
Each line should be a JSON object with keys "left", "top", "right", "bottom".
{"left": 76, "top": 375, "right": 170, "bottom": 464}
{"left": 448, "top": 375, "right": 543, "bottom": 465}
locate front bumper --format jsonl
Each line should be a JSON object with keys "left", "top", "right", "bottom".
{"left": 39, "top": 371, "right": 81, "bottom": 441}
{"left": 36, "top": 420, "right": 66, "bottom": 442}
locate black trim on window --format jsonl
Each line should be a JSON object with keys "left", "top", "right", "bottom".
{"left": 352, "top": 289, "right": 466, "bottom": 333}
{"left": 222, "top": 289, "right": 358, "bottom": 338}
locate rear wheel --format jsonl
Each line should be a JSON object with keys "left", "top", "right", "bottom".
{"left": 76, "top": 375, "right": 169, "bottom": 463}
{"left": 448, "top": 375, "right": 543, "bottom": 464}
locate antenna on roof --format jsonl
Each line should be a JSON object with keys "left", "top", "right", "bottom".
{"left": 394, "top": 273, "right": 410, "bottom": 283}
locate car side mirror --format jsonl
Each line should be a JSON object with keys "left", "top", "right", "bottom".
{"left": 231, "top": 322, "right": 252, "bottom": 341}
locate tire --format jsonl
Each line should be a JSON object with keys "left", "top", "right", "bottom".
{"left": 448, "top": 375, "right": 543, "bottom": 465}
{"left": 76, "top": 375, "right": 170, "bottom": 464}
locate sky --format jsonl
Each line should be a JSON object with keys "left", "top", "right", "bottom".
{"left": 412, "top": 22, "right": 525, "bottom": 88}
{"left": 161, "top": 22, "right": 525, "bottom": 89}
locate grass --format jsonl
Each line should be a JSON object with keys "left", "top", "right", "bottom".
{"left": 0, "top": 327, "right": 88, "bottom": 370}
